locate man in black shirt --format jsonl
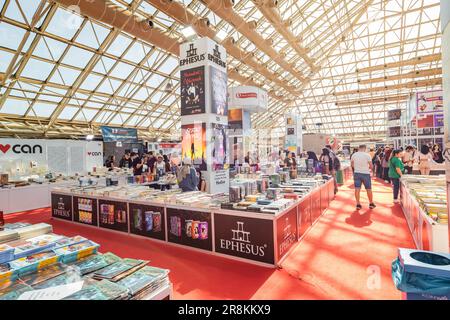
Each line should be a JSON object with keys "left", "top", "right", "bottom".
{"left": 119, "top": 152, "right": 132, "bottom": 168}
{"left": 131, "top": 152, "right": 144, "bottom": 176}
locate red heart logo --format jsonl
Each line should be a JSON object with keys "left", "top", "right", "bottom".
{"left": 0, "top": 144, "right": 11, "bottom": 154}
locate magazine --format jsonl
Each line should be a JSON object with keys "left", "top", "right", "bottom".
{"left": 63, "top": 280, "right": 128, "bottom": 300}
{"left": 117, "top": 266, "right": 169, "bottom": 296}
{"left": 71, "top": 252, "right": 121, "bottom": 275}
{"left": 93, "top": 258, "right": 148, "bottom": 282}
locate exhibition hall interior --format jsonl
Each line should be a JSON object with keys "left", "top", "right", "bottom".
{"left": 0, "top": 0, "right": 449, "bottom": 301}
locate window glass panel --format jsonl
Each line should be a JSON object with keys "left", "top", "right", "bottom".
{"left": 58, "top": 106, "right": 79, "bottom": 120}
{"left": 21, "top": 58, "right": 54, "bottom": 80}
{"left": 1, "top": 98, "right": 30, "bottom": 115}
{"left": 62, "top": 45, "right": 94, "bottom": 68}
{"left": 31, "top": 102, "right": 57, "bottom": 118}
{"left": 46, "top": 8, "right": 83, "bottom": 40}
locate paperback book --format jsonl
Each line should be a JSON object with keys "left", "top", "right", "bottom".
{"left": 93, "top": 258, "right": 148, "bottom": 282}
{"left": 70, "top": 252, "right": 121, "bottom": 275}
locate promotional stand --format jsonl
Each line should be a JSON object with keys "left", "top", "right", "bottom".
{"left": 51, "top": 179, "right": 335, "bottom": 268}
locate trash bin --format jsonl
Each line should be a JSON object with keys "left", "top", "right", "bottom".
{"left": 392, "top": 248, "right": 450, "bottom": 300}
{"left": 336, "top": 170, "right": 344, "bottom": 185}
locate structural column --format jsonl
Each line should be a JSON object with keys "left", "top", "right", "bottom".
{"left": 441, "top": 0, "right": 450, "bottom": 251}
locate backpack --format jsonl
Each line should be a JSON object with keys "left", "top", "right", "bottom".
{"left": 332, "top": 153, "right": 341, "bottom": 171}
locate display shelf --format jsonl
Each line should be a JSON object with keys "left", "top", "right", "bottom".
{"left": 51, "top": 179, "right": 336, "bottom": 268}
{"left": 400, "top": 180, "right": 448, "bottom": 253}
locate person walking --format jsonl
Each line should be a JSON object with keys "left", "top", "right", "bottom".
{"left": 388, "top": 149, "right": 405, "bottom": 203}
{"left": 319, "top": 148, "right": 333, "bottom": 175}
{"left": 381, "top": 146, "right": 392, "bottom": 183}
{"left": 351, "top": 145, "right": 375, "bottom": 210}
{"left": 415, "top": 145, "right": 434, "bottom": 175}
{"left": 402, "top": 146, "right": 415, "bottom": 174}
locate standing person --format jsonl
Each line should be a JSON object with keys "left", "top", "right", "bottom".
{"left": 177, "top": 158, "right": 199, "bottom": 192}
{"left": 147, "top": 151, "right": 156, "bottom": 173}
{"left": 369, "top": 148, "right": 375, "bottom": 160}
{"left": 131, "top": 153, "right": 144, "bottom": 176}
{"left": 402, "top": 146, "right": 415, "bottom": 174}
{"left": 163, "top": 154, "right": 171, "bottom": 172}
{"left": 431, "top": 144, "right": 444, "bottom": 163}
{"left": 326, "top": 145, "right": 340, "bottom": 194}
{"left": 284, "top": 152, "right": 297, "bottom": 169}
{"left": 373, "top": 148, "right": 383, "bottom": 178}
{"left": 153, "top": 155, "right": 167, "bottom": 176}
{"left": 351, "top": 145, "right": 375, "bottom": 210}
{"left": 415, "top": 145, "right": 434, "bottom": 175}
{"left": 244, "top": 152, "right": 251, "bottom": 164}
{"left": 382, "top": 146, "right": 392, "bottom": 183}
{"left": 319, "top": 148, "right": 333, "bottom": 175}
{"left": 306, "top": 151, "right": 319, "bottom": 172}
{"left": 388, "top": 149, "right": 405, "bottom": 203}
{"left": 119, "top": 152, "right": 132, "bottom": 168}
{"left": 104, "top": 155, "right": 116, "bottom": 171}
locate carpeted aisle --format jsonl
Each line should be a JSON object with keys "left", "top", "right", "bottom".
{"left": 4, "top": 178, "right": 415, "bottom": 299}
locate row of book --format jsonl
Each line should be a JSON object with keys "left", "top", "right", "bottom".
{"left": 0, "top": 224, "right": 170, "bottom": 300}
{"left": 0, "top": 222, "right": 52, "bottom": 244}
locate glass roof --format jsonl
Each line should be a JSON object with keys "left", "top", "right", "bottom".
{"left": 0, "top": 0, "right": 442, "bottom": 140}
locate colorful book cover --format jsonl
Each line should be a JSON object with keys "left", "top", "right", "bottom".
{"left": 63, "top": 280, "right": 128, "bottom": 300}
{"left": 0, "top": 279, "right": 33, "bottom": 300}
{"left": 93, "top": 258, "right": 147, "bottom": 281}
{"left": 71, "top": 252, "right": 121, "bottom": 275}
{"left": 117, "top": 266, "right": 169, "bottom": 296}
{"left": 19, "top": 263, "right": 68, "bottom": 287}
{"left": 32, "top": 270, "right": 82, "bottom": 290}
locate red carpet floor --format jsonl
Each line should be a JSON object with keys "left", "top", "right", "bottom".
{"left": 5, "top": 178, "right": 415, "bottom": 299}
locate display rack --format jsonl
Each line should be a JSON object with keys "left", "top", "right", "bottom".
{"left": 51, "top": 179, "right": 336, "bottom": 268}
{"left": 400, "top": 180, "right": 448, "bottom": 253}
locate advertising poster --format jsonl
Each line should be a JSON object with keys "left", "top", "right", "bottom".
{"left": 276, "top": 207, "right": 298, "bottom": 261}
{"left": 181, "top": 123, "right": 206, "bottom": 170}
{"left": 51, "top": 194, "right": 73, "bottom": 221}
{"left": 166, "top": 208, "right": 212, "bottom": 251}
{"left": 387, "top": 109, "right": 402, "bottom": 121}
{"left": 416, "top": 90, "right": 443, "bottom": 114}
{"left": 417, "top": 114, "right": 435, "bottom": 128}
{"left": 211, "top": 123, "right": 228, "bottom": 170}
{"left": 210, "top": 66, "right": 228, "bottom": 116}
{"left": 73, "top": 196, "right": 97, "bottom": 226}
{"left": 418, "top": 128, "right": 434, "bottom": 136}
{"left": 214, "top": 213, "right": 274, "bottom": 264}
{"left": 98, "top": 200, "right": 128, "bottom": 232}
{"left": 434, "top": 113, "right": 444, "bottom": 127}
{"left": 228, "top": 109, "right": 243, "bottom": 131}
{"left": 180, "top": 66, "right": 205, "bottom": 116}
{"left": 129, "top": 203, "right": 165, "bottom": 241}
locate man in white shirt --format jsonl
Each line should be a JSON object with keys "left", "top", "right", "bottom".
{"left": 351, "top": 145, "right": 376, "bottom": 210}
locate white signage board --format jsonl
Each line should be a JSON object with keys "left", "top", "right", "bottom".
{"left": 228, "top": 86, "right": 268, "bottom": 113}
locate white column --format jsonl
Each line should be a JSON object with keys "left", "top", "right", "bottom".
{"left": 441, "top": 0, "right": 450, "bottom": 252}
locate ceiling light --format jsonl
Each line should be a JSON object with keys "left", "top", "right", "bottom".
{"left": 164, "top": 81, "right": 173, "bottom": 93}
{"left": 157, "top": 138, "right": 162, "bottom": 142}
{"left": 215, "top": 30, "right": 228, "bottom": 42}
{"left": 86, "top": 134, "right": 94, "bottom": 141}
{"left": 181, "top": 26, "right": 196, "bottom": 39}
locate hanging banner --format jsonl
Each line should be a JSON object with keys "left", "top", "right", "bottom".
{"left": 434, "top": 113, "right": 444, "bottom": 127}
{"left": 416, "top": 90, "right": 444, "bottom": 114}
{"left": 284, "top": 113, "right": 303, "bottom": 153}
{"left": 211, "top": 123, "right": 229, "bottom": 170}
{"left": 228, "top": 86, "right": 268, "bottom": 113}
{"left": 417, "top": 114, "right": 435, "bottom": 128}
{"left": 181, "top": 123, "right": 207, "bottom": 171}
{"left": 100, "top": 126, "right": 138, "bottom": 143}
{"left": 180, "top": 66, "right": 206, "bottom": 116}
{"left": 210, "top": 66, "right": 228, "bottom": 116}
{"left": 388, "top": 126, "right": 401, "bottom": 137}
{"left": 387, "top": 109, "right": 402, "bottom": 121}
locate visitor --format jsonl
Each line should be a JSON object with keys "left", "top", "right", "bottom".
{"left": 104, "top": 155, "right": 116, "bottom": 171}
{"left": 351, "top": 145, "right": 375, "bottom": 210}
{"left": 388, "top": 149, "right": 405, "bottom": 203}
{"left": 147, "top": 151, "right": 156, "bottom": 173}
{"left": 284, "top": 152, "right": 297, "bottom": 169}
{"left": 244, "top": 152, "right": 252, "bottom": 164}
{"left": 119, "top": 152, "right": 132, "bottom": 168}
{"left": 163, "top": 154, "right": 171, "bottom": 172}
{"left": 326, "top": 145, "right": 340, "bottom": 194}
{"left": 372, "top": 148, "right": 382, "bottom": 177}
{"left": 402, "top": 146, "right": 415, "bottom": 174}
{"left": 153, "top": 155, "right": 167, "bottom": 176}
{"left": 177, "top": 158, "right": 199, "bottom": 192}
{"left": 306, "top": 151, "right": 319, "bottom": 171}
{"left": 381, "top": 146, "right": 392, "bottom": 183}
{"left": 319, "top": 148, "right": 333, "bottom": 175}
{"left": 431, "top": 144, "right": 444, "bottom": 163}
{"left": 415, "top": 145, "right": 434, "bottom": 175}
{"left": 369, "top": 148, "right": 375, "bottom": 159}
{"left": 131, "top": 153, "right": 144, "bottom": 176}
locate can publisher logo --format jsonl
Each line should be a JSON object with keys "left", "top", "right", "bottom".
{"left": 236, "top": 92, "right": 257, "bottom": 99}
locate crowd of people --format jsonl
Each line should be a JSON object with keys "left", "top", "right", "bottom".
{"left": 104, "top": 151, "right": 204, "bottom": 192}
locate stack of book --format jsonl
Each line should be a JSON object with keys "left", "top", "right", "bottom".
{"left": 0, "top": 244, "right": 14, "bottom": 264}
{"left": 118, "top": 266, "right": 170, "bottom": 300}
{"left": 0, "top": 229, "right": 19, "bottom": 244}
{"left": 16, "top": 223, "right": 53, "bottom": 240}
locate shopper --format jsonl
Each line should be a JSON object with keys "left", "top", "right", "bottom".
{"left": 402, "top": 146, "right": 415, "bottom": 174}
{"left": 306, "top": 151, "right": 319, "bottom": 171}
{"left": 326, "top": 145, "right": 340, "bottom": 194}
{"left": 369, "top": 148, "right": 375, "bottom": 160}
{"left": 147, "top": 151, "right": 156, "bottom": 173}
{"left": 382, "top": 146, "right": 392, "bottom": 183}
{"left": 153, "top": 155, "right": 167, "bottom": 176}
{"left": 131, "top": 153, "right": 144, "bottom": 176}
{"left": 319, "top": 148, "right": 333, "bottom": 175}
{"left": 284, "top": 152, "right": 297, "bottom": 169}
{"left": 388, "top": 149, "right": 405, "bottom": 203}
{"left": 104, "top": 155, "right": 116, "bottom": 171}
{"left": 119, "top": 152, "right": 132, "bottom": 168}
{"left": 177, "top": 158, "right": 199, "bottom": 192}
{"left": 351, "top": 145, "right": 375, "bottom": 210}
{"left": 163, "top": 154, "right": 171, "bottom": 172}
{"left": 431, "top": 144, "right": 444, "bottom": 163}
{"left": 415, "top": 145, "right": 434, "bottom": 175}
{"left": 373, "top": 148, "right": 383, "bottom": 178}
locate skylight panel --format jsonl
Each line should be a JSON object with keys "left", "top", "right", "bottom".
{"left": 106, "top": 34, "right": 133, "bottom": 57}
{"left": 58, "top": 106, "right": 79, "bottom": 120}
{"left": 31, "top": 102, "right": 57, "bottom": 118}
{"left": 21, "top": 58, "right": 54, "bottom": 81}
{"left": 47, "top": 8, "right": 84, "bottom": 40}
{"left": 0, "top": 22, "right": 26, "bottom": 50}
{"left": 50, "top": 66, "right": 81, "bottom": 86}
{"left": 0, "top": 50, "right": 14, "bottom": 72}
{"left": 1, "top": 98, "right": 29, "bottom": 115}
{"left": 80, "top": 74, "right": 104, "bottom": 91}
{"left": 75, "top": 21, "right": 110, "bottom": 49}
{"left": 62, "top": 46, "right": 94, "bottom": 68}
{"left": 109, "top": 61, "right": 135, "bottom": 79}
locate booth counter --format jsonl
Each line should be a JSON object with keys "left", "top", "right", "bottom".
{"left": 400, "top": 180, "right": 449, "bottom": 253}
{"left": 51, "top": 179, "right": 335, "bottom": 268}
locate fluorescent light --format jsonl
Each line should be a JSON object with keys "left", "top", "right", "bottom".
{"left": 157, "top": 138, "right": 162, "bottom": 142}
{"left": 86, "top": 134, "right": 94, "bottom": 141}
{"left": 215, "top": 30, "right": 228, "bottom": 41}
{"left": 181, "top": 26, "right": 196, "bottom": 39}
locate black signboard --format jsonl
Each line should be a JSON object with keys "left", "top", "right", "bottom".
{"left": 51, "top": 193, "right": 73, "bottom": 221}
{"left": 166, "top": 208, "right": 212, "bottom": 251}
{"left": 129, "top": 203, "right": 165, "bottom": 241}
{"left": 298, "top": 195, "right": 312, "bottom": 238}
{"left": 180, "top": 66, "right": 205, "bottom": 116}
{"left": 276, "top": 207, "right": 298, "bottom": 261}
{"left": 387, "top": 109, "right": 401, "bottom": 121}
{"left": 214, "top": 214, "right": 274, "bottom": 264}
{"left": 98, "top": 200, "right": 128, "bottom": 232}
{"left": 287, "top": 128, "right": 295, "bottom": 135}
{"left": 73, "top": 196, "right": 98, "bottom": 226}
{"left": 388, "top": 126, "right": 401, "bottom": 137}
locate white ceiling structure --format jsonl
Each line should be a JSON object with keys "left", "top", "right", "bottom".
{"left": 0, "top": 0, "right": 442, "bottom": 140}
